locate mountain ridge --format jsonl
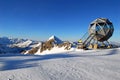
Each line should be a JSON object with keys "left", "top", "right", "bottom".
{"left": 0, "top": 36, "right": 120, "bottom": 54}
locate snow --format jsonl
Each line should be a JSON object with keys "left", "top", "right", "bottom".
{"left": 0, "top": 37, "right": 40, "bottom": 53}
{"left": 0, "top": 48, "right": 120, "bottom": 80}
{"left": 36, "top": 47, "right": 85, "bottom": 55}
{"left": 30, "top": 42, "right": 41, "bottom": 48}
{"left": 48, "top": 35, "right": 63, "bottom": 44}
{"left": 48, "top": 35, "right": 57, "bottom": 40}
{"left": 12, "top": 40, "right": 33, "bottom": 48}
{"left": 35, "top": 47, "right": 72, "bottom": 55}
{"left": 0, "top": 37, "right": 27, "bottom": 45}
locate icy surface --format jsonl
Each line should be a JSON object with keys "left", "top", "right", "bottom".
{"left": 0, "top": 48, "right": 120, "bottom": 80}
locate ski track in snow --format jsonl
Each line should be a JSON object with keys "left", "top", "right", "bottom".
{"left": 0, "top": 48, "right": 120, "bottom": 80}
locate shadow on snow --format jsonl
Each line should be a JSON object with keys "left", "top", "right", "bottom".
{"left": 0, "top": 49, "right": 118, "bottom": 71}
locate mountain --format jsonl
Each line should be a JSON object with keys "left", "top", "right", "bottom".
{"left": 24, "top": 35, "right": 72, "bottom": 54}
{"left": 0, "top": 37, "right": 40, "bottom": 54}
{"left": 0, "top": 36, "right": 119, "bottom": 54}
{"left": 0, "top": 36, "right": 68, "bottom": 54}
{"left": 48, "top": 35, "right": 63, "bottom": 44}
{"left": 109, "top": 41, "right": 120, "bottom": 47}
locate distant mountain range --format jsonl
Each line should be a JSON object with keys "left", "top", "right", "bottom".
{"left": 0, "top": 37, "right": 40, "bottom": 54}
{"left": 0, "top": 36, "right": 120, "bottom": 54}
{"left": 0, "top": 36, "right": 68, "bottom": 54}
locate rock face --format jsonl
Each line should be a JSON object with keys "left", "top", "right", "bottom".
{"left": 40, "top": 36, "right": 72, "bottom": 53}
{"left": 58, "top": 41, "right": 72, "bottom": 50}
{"left": 40, "top": 39, "right": 55, "bottom": 53}
{"left": 27, "top": 47, "right": 39, "bottom": 54}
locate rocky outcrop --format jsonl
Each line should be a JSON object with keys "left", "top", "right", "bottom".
{"left": 28, "top": 47, "right": 39, "bottom": 54}
{"left": 58, "top": 41, "right": 72, "bottom": 50}
{"left": 26, "top": 36, "right": 72, "bottom": 54}
{"left": 40, "top": 39, "right": 55, "bottom": 53}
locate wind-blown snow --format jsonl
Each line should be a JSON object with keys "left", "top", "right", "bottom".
{"left": 0, "top": 48, "right": 120, "bottom": 80}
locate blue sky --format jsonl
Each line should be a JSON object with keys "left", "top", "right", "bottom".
{"left": 0, "top": 0, "right": 120, "bottom": 41}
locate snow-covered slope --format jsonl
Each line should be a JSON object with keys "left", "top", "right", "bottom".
{"left": 0, "top": 48, "right": 120, "bottom": 80}
{"left": 35, "top": 47, "right": 75, "bottom": 55}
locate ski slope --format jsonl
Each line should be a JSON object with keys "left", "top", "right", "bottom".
{"left": 0, "top": 48, "right": 120, "bottom": 80}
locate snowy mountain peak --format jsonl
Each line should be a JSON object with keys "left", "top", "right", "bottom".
{"left": 48, "top": 35, "right": 57, "bottom": 40}
{"left": 48, "top": 35, "right": 63, "bottom": 44}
